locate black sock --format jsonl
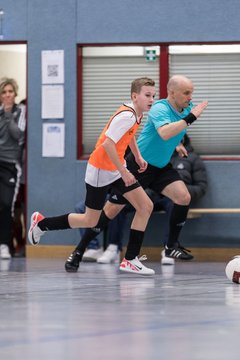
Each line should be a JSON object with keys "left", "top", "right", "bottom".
{"left": 167, "top": 204, "right": 189, "bottom": 248}
{"left": 38, "top": 214, "right": 71, "bottom": 231}
{"left": 76, "top": 210, "right": 111, "bottom": 253}
{"left": 125, "top": 229, "right": 144, "bottom": 260}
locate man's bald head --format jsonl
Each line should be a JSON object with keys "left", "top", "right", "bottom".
{"left": 166, "top": 75, "right": 194, "bottom": 112}
{"left": 167, "top": 75, "right": 193, "bottom": 93}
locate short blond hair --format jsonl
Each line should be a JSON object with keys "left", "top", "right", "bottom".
{"left": 0, "top": 77, "right": 18, "bottom": 96}
{"left": 131, "top": 77, "right": 155, "bottom": 95}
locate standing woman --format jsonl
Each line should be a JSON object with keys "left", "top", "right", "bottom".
{"left": 0, "top": 78, "right": 26, "bottom": 259}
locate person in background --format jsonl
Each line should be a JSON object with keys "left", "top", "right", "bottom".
{"left": 10, "top": 98, "right": 27, "bottom": 257}
{"left": 0, "top": 79, "right": 26, "bottom": 259}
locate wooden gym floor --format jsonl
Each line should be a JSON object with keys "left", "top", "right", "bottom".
{"left": 0, "top": 257, "right": 239, "bottom": 360}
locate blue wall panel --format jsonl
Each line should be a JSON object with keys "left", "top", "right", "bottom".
{"left": 77, "top": 0, "right": 240, "bottom": 43}
{"left": 0, "top": 0, "right": 27, "bottom": 39}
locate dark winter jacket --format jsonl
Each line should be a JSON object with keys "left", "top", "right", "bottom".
{"left": 171, "top": 140, "right": 208, "bottom": 202}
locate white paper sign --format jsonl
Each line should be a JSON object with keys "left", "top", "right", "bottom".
{"left": 42, "top": 123, "right": 65, "bottom": 157}
{"left": 42, "top": 50, "right": 64, "bottom": 84}
{"left": 41, "top": 85, "right": 64, "bottom": 119}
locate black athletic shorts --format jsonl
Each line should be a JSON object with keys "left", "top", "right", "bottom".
{"left": 109, "top": 152, "right": 181, "bottom": 205}
{"left": 85, "top": 177, "right": 141, "bottom": 210}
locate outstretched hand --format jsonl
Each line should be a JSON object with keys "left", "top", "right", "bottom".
{"left": 191, "top": 101, "right": 208, "bottom": 118}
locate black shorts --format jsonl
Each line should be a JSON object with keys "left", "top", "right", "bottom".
{"left": 109, "top": 153, "right": 181, "bottom": 205}
{"left": 85, "top": 177, "right": 141, "bottom": 210}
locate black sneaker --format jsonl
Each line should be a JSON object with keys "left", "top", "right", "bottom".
{"left": 165, "top": 244, "right": 194, "bottom": 261}
{"left": 65, "top": 250, "right": 83, "bottom": 272}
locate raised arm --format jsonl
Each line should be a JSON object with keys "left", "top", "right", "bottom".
{"left": 158, "top": 101, "right": 208, "bottom": 140}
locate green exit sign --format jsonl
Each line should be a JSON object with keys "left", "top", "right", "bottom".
{"left": 145, "top": 49, "right": 156, "bottom": 61}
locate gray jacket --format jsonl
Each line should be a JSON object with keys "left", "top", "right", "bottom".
{"left": 0, "top": 104, "right": 26, "bottom": 164}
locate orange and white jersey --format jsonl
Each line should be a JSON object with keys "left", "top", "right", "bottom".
{"left": 86, "top": 102, "right": 142, "bottom": 187}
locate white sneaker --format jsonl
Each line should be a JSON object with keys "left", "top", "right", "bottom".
{"left": 119, "top": 255, "right": 155, "bottom": 276}
{"left": 28, "top": 212, "right": 46, "bottom": 245}
{"left": 0, "top": 245, "right": 11, "bottom": 259}
{"left": 82, "top": 248, "right": 103, "bottom": 262}
{"left": 161, "top": 249, "right": 175, "bottom": 265}
{"left": 97, "top": 244, "right": 120, "bottom": 264}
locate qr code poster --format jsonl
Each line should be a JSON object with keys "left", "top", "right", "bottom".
{"left": 42, "top": 50, "right": 64, "bottom": 84}
{"left": 47, "top": 64, "right": 59, "bottom": 78}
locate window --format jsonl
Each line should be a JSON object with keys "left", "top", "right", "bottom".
{"left": 78, "top": 46, "right": 159, "bottom": 156}
{"left": 170, "top": 45, "right": 240, "bottom": 156}
{"left": 78, "top": 44, "right": 240, "bottom": 157}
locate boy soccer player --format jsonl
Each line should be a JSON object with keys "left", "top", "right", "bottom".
{"left": 28, "top": 77, "right": 156, "bottom": 276}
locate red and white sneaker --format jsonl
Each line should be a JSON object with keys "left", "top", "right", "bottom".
{"left": 28, "top": 212, "right": 45, "bottom": 245}
{"left": 119, "top": 255, "right": 155, "bottom": 276}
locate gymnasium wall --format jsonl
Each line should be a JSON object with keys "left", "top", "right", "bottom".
{"left": 2, "top": 0, "right": 240, "bottom": 247}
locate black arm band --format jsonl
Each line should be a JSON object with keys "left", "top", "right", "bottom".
{"left": 183, "top": 113, "right": 197, "bottom": 126}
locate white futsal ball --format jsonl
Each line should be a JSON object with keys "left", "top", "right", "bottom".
{"left": 225, "top": 256, "right": 240, "bottom": 284}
